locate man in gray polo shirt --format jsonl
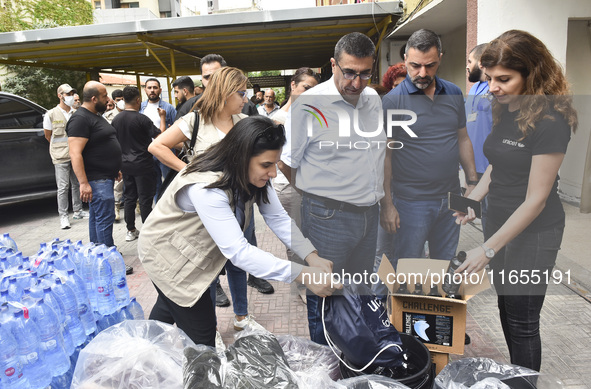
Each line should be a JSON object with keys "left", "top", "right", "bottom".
{"left": 282, "top": 32, "right": 385, "bottom": 344}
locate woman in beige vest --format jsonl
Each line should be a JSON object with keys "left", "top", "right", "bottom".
{"left": 148, "top": 67, "right": 272, "bottom": 332}
{"left": 139, "top": 116, "right": 339, "bottom": 346}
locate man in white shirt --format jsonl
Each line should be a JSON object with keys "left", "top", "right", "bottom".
{"left": 44, "top": 83, "right": 88, "bottom": 229}
{"left": 257, "top": 89, "right": 280, "bottom": 117}
{"left": 281, "top": 33, "right": 385, "bottom": 344}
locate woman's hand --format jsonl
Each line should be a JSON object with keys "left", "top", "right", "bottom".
{"left": 454, "top": 206, "right": 476, "bottom": 225}
{"left": 296, "top": 267, "right": 343, "bottom": 298}
{"left": 304, "top": 251, "right": 333, "bottom": 274}
{"left": 456, "top": 246, "right": 490, "bottom": 275}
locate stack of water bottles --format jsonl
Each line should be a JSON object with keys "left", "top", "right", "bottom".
{"left": 0, "top": 233, "right": 145, "bottom": 389}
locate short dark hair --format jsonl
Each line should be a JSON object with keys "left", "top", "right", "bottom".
{"left": 184, "top": 116, "right": 286, "bottom": 205}
{"left": 469, "top": 43, "right": 488, "bottom": 62}
{"left": 122, "top": 86, "right": 140, "bottom": 103}
{"left": 172, "top": 76, "right": 195, "bottom": 91}
{"left": 144, "top": 78, "right": 160, "bottom": 88}
{"left": 334, "top": 32, "right": 375, "bottom": 61}
{"left": 200, "top": 54, "right": 227, "bottom": 70}
{"left": 405, "top": 29, "right": 442, "bottom": 55}
{"left": 111, "top": 89, "right": 123, "bottom": 99}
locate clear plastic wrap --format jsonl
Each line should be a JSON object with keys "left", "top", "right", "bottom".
{"left": 277, "top": 334, "right": 342, "bottom": 381}
{"left": 434, "top": 357, "right": 564, "bottom": 389}
{"left": 72, "top": 320, "right": 195, "bottom": 389}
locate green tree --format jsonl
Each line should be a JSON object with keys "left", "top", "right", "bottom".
{"left": 0, "top": 0, "right": 93, "bottom": 108}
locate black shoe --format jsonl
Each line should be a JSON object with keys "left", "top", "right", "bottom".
{"left": 125, "top": 265, "right": 134, "bottom": 275}
{"left": 465, "top": 333, "right": 471, "bottom": 345}
{"left": 247, "top": 275, "right": 274, "bottom": 294}
{"left": 216, "top": 282, "right": 230, "bottom": 307}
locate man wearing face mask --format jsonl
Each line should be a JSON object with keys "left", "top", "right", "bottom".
{"left": 44, "top": 83, "right": 88, "bottom": 229}
{"left": 67, "top": 81, "right": 122, "bottom": 249}
{"left": 104, "top": 89, "right": 124, "bottom": 124}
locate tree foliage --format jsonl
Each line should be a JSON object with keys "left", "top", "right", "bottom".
{"left": 0, "top": 0, "right": 93, "bottom": 108}
{"left": 0, "top": 0, "right": 93, "bottom": 32}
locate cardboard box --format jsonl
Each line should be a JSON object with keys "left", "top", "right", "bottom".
{"left": 431, "top": 351, "right": 450, "bottom": 376}
{"left": 378, "top": 256, "right": 490, "bottom": 355}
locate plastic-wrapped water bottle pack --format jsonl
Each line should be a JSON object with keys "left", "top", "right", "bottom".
{"left": 0, "top": 233, "right": 145, "bottom": 389}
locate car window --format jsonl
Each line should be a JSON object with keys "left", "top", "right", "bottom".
{"left": 0, "top": 96, "right": 44, "bottom": 129}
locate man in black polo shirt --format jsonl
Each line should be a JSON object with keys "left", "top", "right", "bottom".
{"left": 112, "top": 86, "right": 164, "bottom": 242}
{"left": 67, "top": 81, "right": 123, "bottom": 250}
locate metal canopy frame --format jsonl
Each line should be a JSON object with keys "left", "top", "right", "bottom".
{"left": 0, "top": 2, "right": 402, "bottom": 80}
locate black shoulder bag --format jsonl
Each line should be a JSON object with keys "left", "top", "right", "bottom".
{"left": 156, "top": 111, "right": 200, "bottom": 201}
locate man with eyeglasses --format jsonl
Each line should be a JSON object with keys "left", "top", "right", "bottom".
{"left": 380, "top": 29, "right": 478, "bottom": 270}
{"left": 282, "top": 32, "right": 386, "bottom": 345}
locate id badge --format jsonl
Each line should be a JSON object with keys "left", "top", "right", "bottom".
{"left": 467, "top": 112, "right": 478, "bottom": 122}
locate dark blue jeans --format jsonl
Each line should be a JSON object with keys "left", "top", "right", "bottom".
{"left": 390, "top": 195, "right": 460, "bottom": 262}
{"left": 301, "top": 195, "right": 379, "bottom": 344}
{"left": 88, "top": 179, "right": 116, "bottom": 247}
{"left": 486, "top": 217, "right": 564, "bottom": 371}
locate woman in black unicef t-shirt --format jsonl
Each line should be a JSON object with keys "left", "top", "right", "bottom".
{"left": 453, "top": 30, "right": 578, "bottom": 371}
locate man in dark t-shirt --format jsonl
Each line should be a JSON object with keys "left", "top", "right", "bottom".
{"left": 112, "top": 86, "right": 164, "bottom": 242}
{"left": 67, "top": 81, "right": 122, "bottom": 248}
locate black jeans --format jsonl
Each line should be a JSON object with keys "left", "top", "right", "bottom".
{"left": 485, "top": 217, "right": 564, "bottom": 371}
{"left": 149, "top": 283, "right": 217, "bottom": 347}
{"left": 123, "top": 172, "right": 157, "bottom": 231}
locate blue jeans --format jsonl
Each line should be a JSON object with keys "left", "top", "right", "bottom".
{"left": 301, "top": 195, "right": 379, "bottom": 344}
{"left": 373, "top": 219, "right": 395, "bottom": 295}
{"left": 208, "top": 211, "right": 255, "bottom": 317}
{"left": 486, "top": 217, "right": 563, "bottom": 371}
{"left": 390, "top": 195, "right": 460, "bottom": 263}
{"left": 88, "top": 179, "right": 116, "bottom": 247}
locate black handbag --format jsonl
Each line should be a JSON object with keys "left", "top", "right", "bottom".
{"left": 156, "top": 111, "right": 200, "bottom": 201}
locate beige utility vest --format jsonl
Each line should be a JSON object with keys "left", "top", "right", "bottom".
{"left": 47, "top": 107, "right": 71, "bottom": 164}
{"left": 138, "top": 170, "right": 253, "bottom": 307}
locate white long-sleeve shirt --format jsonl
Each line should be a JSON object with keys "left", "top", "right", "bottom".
{"left": 176, "top": 183, "right": 313, "bottom": 282}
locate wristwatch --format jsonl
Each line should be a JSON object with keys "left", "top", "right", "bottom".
{"left": 466, "top": 180, "right": 479, "bottom": 186}
{"left": 481, "top": 244, "right": 495, "bottom": 259}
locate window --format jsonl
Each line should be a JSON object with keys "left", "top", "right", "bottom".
{"left": 94, "top": 1, "right": 101, "bottom": 9}
{"left": 0, "top": 96, "right": 44, "bottom": 130}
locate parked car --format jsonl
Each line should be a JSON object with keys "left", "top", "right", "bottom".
{"left": 0, "top": 91, "right": 56, "bottom": 205}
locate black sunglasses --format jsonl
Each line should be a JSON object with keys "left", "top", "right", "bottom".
{"left": 256, "top": 125, "right": 285, "bottom": 142}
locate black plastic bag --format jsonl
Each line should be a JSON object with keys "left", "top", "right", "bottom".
{"left": 322, "top": 281, "right": 406, "bottom": 371}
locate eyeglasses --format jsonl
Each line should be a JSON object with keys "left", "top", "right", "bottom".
{"left": 335, "top": 60, "right": 372, "bottom": 81}
{"left": 236, "top": 91, "right": 248, "bottom": 98}
{"left": 256, "top": 124, "right": 285, "bottom": 142}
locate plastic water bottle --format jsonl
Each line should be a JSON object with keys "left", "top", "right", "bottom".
{"left": 10, "top": 309, "right": 52, "bottom": 389}
{"left": 41, "top": 286, "right": 74, "bottom": 356}
{"left": 0, "top": 233, "right": 18, "bottom": 251}
{"left": 29, "top": 298, "right": 71, "bottom": 377}
{"left": 81, "top": 246, "right": 98, "bottom": 310}
{"left": 0, "top": 288, "right": 8, "bottom": 304}
{"left": 442, "top": 251, "right": 467, "bottom": 299}
{"left": 65, "top": 269, "right": 96, "bottom": 336}
{"left": 7, "top": 277, "right": 22, "bottom": 301}
{"left": 0, "top": 324, "right": 29, "bottom": 388}
{"left": 94, "top": 253, "right": 117, "bottom": 315}
{"left": 6, "top": 251, "right": 23, "bottom": 269}
{"left": 117, "top": 305, "right": 134, "bottom": 322}
{"left": 106, "top": 248, "right": 130, "bottom": 309}
{"left": 127, "top": 297, "right": 145, "bottom": 320}
{"left": 52, "top": 278, "right": 87, "bottom": 347}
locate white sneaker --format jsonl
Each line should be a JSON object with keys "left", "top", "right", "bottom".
{"left": 125, "top": 230, "right": 139, "bottom": 241}
{"left": 233, "top": 314, "right": 266, "bottom": 332}
{"left": 73, "top": 210, "right": 89, "bottom": 219}
{"left": 60, "top": 215, "right": 71, "bottom": 229}
{"left": 215, "top": 331, "right": 225, "bottom": 352}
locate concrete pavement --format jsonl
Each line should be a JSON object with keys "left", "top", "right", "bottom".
{"left": 1, "top": 197, "right": 590, "bottom": 387}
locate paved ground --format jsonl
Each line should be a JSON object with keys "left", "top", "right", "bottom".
{"left": 1, "top": 197, "right": 590, "bottom": 387}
